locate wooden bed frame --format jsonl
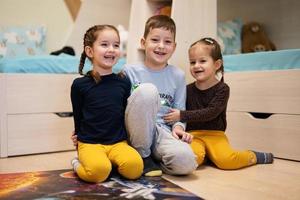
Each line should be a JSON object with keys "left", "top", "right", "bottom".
{"left": 1, "top": 70, "right": 299, "bottom": 160}
{"left": 225, "top": 69, "right": 300, "bottom": 161}
{"left": 0, "top": 73, "right": 78, "bottom": 157}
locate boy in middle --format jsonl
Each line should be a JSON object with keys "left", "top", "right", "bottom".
{"left": 124, "top": 15, "right": 197, "bottom": 176}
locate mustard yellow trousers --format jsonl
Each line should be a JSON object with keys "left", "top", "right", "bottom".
{"left": 77, "top": 141, "right": 143, "bottom": 183}
{"left": 189, "top": 130, "right": 257, "bottom": 170}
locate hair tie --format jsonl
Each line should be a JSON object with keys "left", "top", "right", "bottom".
{"left": 204, "top": 38, "right": 214, "bottom": 44}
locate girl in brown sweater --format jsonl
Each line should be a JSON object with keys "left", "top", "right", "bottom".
{"left": 164, "top": 37, "right": 273, "bottom": 169}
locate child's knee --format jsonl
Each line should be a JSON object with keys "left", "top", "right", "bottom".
{"left": 213, "top": 153, "right": 239, "bottom": 170}
{"left": 180, "top": 150, "right": 198, "bottom": 174}
{"left": 190, "top": 138, "right": 206, "bottom": 166}
{"left": 119, "top": 158, "right": 143, "bottom": 179}
{"left": 134, "top": 83, "right": 159, "bottom": 101}
{"left": 82, "top": 162, "right": 112, "bottom": 183}
{"left": 163, "top": 147, "right": 197, "bottom": 175}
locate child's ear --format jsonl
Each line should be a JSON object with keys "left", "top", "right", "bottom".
{"left": 85, "top": 46, "right": 93, "bottom": 58}
{"left": 215, "top": 59, "right": 222, "bottom": 70}
{"left": 173, "top": 42, "right": 177, "bottom": 52}
{"left": 140, "top": 37, "right": 146, "bottom": 50}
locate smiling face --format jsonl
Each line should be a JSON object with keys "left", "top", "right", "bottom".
{"left": 85, "top": 28, "right": 120, "bottom": 74}
{"left": 141, "top": 27, "right": 176, "bottom": 70}
{"left": 189, "top": 43, "right": 221, "bottom": 88}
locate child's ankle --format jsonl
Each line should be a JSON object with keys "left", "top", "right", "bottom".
{"left": 253, "top": 151, "right": 274, "bottom": 164}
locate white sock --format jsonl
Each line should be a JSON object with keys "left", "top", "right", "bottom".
{"left": 71, "top": 157, "right": 80, "bottom": 171}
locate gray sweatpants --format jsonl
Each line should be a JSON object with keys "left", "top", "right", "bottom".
{"left": 125, "top": 83, "right": 197, "bottom": 175}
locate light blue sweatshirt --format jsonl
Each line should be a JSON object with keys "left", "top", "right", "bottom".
{"left": 124, "top": 63, "right": 186, "bottom": 130}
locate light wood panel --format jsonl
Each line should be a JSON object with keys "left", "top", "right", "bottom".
{"left": 226, "top": 69, "right": 300, "bottom": 114}
{"left": 170, "top": 0, "right": 217, "bottom": 84}
{"left": 5, "top": 74, "right": 78, "bottom": 113}
{"left": 225, "top": 69, "right": 300, "bottom": 161}
{"left": 0, "top": 151, "right": 77, "bottom": 173}
{"left": 0, "top": 73, "right": 78, "bottom": 157}
{"left": 165, "top": 159, "right": 300, "bottom": 200}
{"left": 7, "top": 113, "right": 74, "bottom": 156}
{"left": 0, "top": 75, "right": 8, "bottom": 157}
{"left": 226, "top": 112, "right": 300, "bottom": 161}
{"left": 64, "top": 0, "right": 81, "bottom": 21}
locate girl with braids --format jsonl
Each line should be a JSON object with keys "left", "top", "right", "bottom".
{"left": 70, "top": 25, "right": 143, "bottom": 183}
{"left": 164, "top": 37, "right": 273, "bottom": 170}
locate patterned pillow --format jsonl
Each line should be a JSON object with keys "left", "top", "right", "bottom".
{"left": 217, "top": 19, "right": 242, "bottom": 55}
{"left": 0, "top": 26, "right": 46, "bottom": 58}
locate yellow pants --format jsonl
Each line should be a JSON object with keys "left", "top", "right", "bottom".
{"left": 189, "top": 130, "right": 257, "bottom": 170}
{"left": 77, "top": 141, "right": 143, "bottom": 183}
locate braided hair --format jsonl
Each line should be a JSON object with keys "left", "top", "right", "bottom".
{"left": 78, "top": 25, "right": 120, "bottom": 83}
{"left": 189, "top": 37, "right": 224, "bottom": 82}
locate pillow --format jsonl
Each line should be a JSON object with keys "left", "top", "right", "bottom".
{"left": 217, "top": 19, "right": 242, "bottom": 55}
{"left": 0, "top": 26, "right": 46, "bottom": 58}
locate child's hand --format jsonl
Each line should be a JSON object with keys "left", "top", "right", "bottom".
{"left": 172, "top": 126, "right": 193, "bottom": 144}
{"left": 71, "top": 131, "right": 78, "bottom": 148}
{"left": 164, "top": 108, "right": 180, "bottom": 123}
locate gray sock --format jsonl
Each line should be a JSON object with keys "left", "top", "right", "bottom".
{"left": 253, "top": 151, "right": 274, "bottom": 164}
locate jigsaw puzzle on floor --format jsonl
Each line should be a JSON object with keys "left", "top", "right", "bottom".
{"left": 0, "top": 169, "right": 203, "bottom": 199}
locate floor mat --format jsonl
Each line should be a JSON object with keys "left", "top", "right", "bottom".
{"left": 0, "top": 169, "right": 203, "bottom": 199}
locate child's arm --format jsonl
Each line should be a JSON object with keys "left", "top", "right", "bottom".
{"left": 71, "top": 131, "right": 78, "bottom": 147}
{"left": 171, "top": 72, "right": 186, "bottom": 130}
{"left": 172, "top": 125, "right": 193, "bottom": 144}
{"left": 170, "top": 71, "right": 192, "bottom": 142}
{"left": 164, "top": 108, "right": 180, "bottom": 123}
{"left": 70, "top": 81, "right": 83, "bottom": 137}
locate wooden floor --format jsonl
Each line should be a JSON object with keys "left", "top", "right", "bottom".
{"left": 1, "top": 151, "right": 300, "bottom": 200}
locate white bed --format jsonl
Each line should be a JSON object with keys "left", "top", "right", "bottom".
{"left": 0, "top": 55, "right": 82, "bottom": 157}
{"left": 0, "top": 73, "right": 77, "bottom": 157}
{"left": 223, "top": 49, "right": 300, "bottom": 161}
{"left": 0, "top": 55, "right": 124, "bottom": 157}
{"left": 1, "top": 50, "right": 299, "bottom": 160}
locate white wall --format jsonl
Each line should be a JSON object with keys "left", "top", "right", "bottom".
{"left": 66, "top": 0, "right": 131, "bottom": 55}
{"left": 218, "top": 0, "right": 300, "bottom": 50}
{"left": 0, "top": 0, "right": 73, "bottom": 53}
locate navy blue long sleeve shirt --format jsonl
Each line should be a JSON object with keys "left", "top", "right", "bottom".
{"left": 71, "top": 73, "right": 131, "bottom": 144}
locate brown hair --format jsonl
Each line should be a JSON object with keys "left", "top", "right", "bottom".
{"left": 143, "top": 15, "right": 176, "bottom": 39}
{"left": 78, "top": 24, "right": 121, "bottom": 83}
{"left": 189, "top": 37, "right": 224, "bottom": 82}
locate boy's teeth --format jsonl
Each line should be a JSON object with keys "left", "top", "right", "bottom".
{"left": 155, "top": 51, "right": 164, "bottom": 55}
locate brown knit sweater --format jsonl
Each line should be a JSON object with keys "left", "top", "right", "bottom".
{"left": 181, "top": 81, "right": 230, "bottom": 131}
